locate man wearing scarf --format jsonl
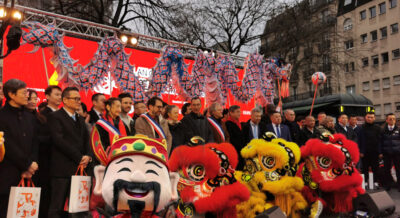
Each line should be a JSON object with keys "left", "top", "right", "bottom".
{"left": 207, "top": 102, "right": 230, "bottom": 143}
{"left": 135, "top": 97, "right": 172, "bottom": 154}
{"left": 180, "top": 97, "right": 214, "bottom": 144}
{"left": 225, "top": 105, "right": 245, "bottom": 169}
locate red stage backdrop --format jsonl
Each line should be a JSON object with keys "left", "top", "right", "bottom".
{"left": 3, "top": 35, "right": 253, "bottom": 121}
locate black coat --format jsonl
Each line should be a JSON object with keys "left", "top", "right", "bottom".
{"left": 381, "top": 125, "right": 400, "bottom": 154}
{"left": 359, "top": 123, "right": 382, "bottom": 155}
{"left": 89, "top": 109, "right": 101, "bottom": 125}
{"left": 48, "top": 108, "right": 91, "bottom": 178}
{"left": 335, "top": 123, "right": 358, "bottom": 143}
{"left": 180, "top": 112, "right": 214, "bottom": 144}
{"left": 242, "top": 120, "right": 267, "bottom": 145}
{"left": 283, "top": 120, "right": 300, "bottom": 143}
{"left": 225, "top": 120, "right": 245, "bottom": 169}
{"left": 298, "top": 127, "right": 320, "bottom": 146}
{"left": 0, "top": 103, "right": 39, "bottom": 194}
{"left": 168, "top": 122, "right": 185, "bottom": 154}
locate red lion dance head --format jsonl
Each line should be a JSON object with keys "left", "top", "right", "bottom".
{"left": 168, "top": 139, "right": 250, "bottom": 218}
{"left": 297, "top": 133, "right": 365, "bottom": 215}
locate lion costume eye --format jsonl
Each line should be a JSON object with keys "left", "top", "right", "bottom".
{"left": 317, "top": 156, "right": 332, "bottom": 169}
{"left": 261, "top": 156, "right": 275, "bottom": 169}
{"left": 187, "top": 165, "right": 205, "bottom": 181}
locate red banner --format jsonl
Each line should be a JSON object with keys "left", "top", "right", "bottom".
{"left": 3, "top": 35, "right": 253, "bottom": 121}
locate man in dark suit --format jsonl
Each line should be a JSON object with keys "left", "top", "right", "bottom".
{"left": 283, "top": 109, "right": 301, "bottom": 143}
{"left": 208, "top": 102, "right": 230, "bottom": 143}
{"left": 225, "top": 105, "right": 245, "bottom": 169}
{"left": 38, "top": 85, "right": 62, "bottom": 217}
{"left": 180, "top": 97, "right": 214, "bottom": 143}
{"left": 349, "top": 114, "right": 361, "bottom": 136}
{"left": 242, "top": 107, "right": 266, "bottom": 144}
{"left": 298, "top": 115, "right": 320, "bottom": 146}
{"left": 118, "top": 93, "right": 135, "bottom": 135}
{"left": 48, "top": 87, "right": 92, "bottom": 217}
{"left": 266, "top": 111, "right": 292, "bottom": 141}
{"left": 0, "top": 79, "right": 39, "bottom": 216}
{"left": 42, "top": 85, "right": 62, "bottom": 115}
{"left": 89, "top": 93, "right": 106, "bottom": 125}
{"left": 335, "top": 113, "right": 357, "bottom": 142}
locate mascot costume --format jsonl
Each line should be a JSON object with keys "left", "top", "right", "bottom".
{"left": 235, "top": 133, "right": 307, "bottom": 218}
{"left": 297, "top": 133, "right": 364, "bottom": 217}
{"left": 91, "top": 130, "right": 179, "bottom": 218}
{"left": 168, "top": 137, "right": 250, "bottom": 217}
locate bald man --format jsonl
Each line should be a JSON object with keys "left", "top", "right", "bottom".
{"left": 283, "top": 109, "right": 300, "bottom": 143}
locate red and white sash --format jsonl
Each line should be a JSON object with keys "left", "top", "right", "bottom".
{"left": 141, "top": 113, "right": 166, "bottom": 139}
{"left": 208, "top": 117, "right": 225, "bottom": 141}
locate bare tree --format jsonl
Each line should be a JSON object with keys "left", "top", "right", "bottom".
{"left": 164, "top": 0, "right": 276, "bottom": 54}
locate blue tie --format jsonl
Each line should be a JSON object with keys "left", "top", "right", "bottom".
{"left": 276, "top": 125, "right": 281, "bottom": 138}
{"left": 71, "top": 114, "right": 76, "bottom": 121}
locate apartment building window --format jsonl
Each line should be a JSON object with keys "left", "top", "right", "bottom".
{"left": 370, "top": 6, "right": 376, "bottom": 18}
{"left": 396, "top": 102, "right": 400, "bottom": 111}
{"left": 379, "top": 2, "right": 386, "bottom": 14}
{"left": 345, "top": 40, "right": 354, "bottom": 50}
{"left": 345, "top": 63, "right": 349, "bottom": 72}
{"left": 361, "top": 34, "right": 368, "bottom": 43}
{"left": 363, "top": 81, "right": 370, "bottom": 91}
{"left": 390, "top": 0, "right": 397, "bottom": 8}
{"left": 346, "top": 85, "right": 356, "bottom": 94}
{"left": 372, "top": 55, "right": 379, "bottom": 66}
{"left": 380, "top": 27, "right": 387, "bottom": 38}
{"left": 343, "top": 18, "right": 353, "bottom": 31}
{"left": 371, "top": 30, "right": 378, "bottom": 41}
{"left": 362, "top": 57, "right": 369, "bottom": 66}
{"left": 383, "top": 77, "right": 390, "bottom": 89}
{"left": 373, "top": 79, "right": 380, "bottom": 90}
{"left": 374, "top": 105, "right": 382, "bottom": 116}
{"left": 360, "top": 10, "right": 367, "bottom": 20}
{"left": 391, "top": 23, "right": 399, "bottom": 34}
{"left": 350, "top": 62, "right": 355, "bottom": 71}
{"left": 394, "top": 75, "right": 400, "bottom": 85}
{"left": 382, "top": 52, "right": 389, "bottom": 63}
{"left": 344, "top": 0, "right": 352, "bottom": 6}
{"left": 393, "top": 49, "right": 400, "bottom": 59}
{"left": 384, "top": 103, "right": 392, "bottom": 115}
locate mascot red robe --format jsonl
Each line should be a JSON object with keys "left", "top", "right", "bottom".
{"left": 168, "top": 139, "right": 250, "bottom": 218}
{"left": 297, "top": 133, "right": 365, "bottom": 217}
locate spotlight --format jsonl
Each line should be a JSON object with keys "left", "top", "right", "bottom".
{"left": 12, "top": 11, "right": 22, "bottom": 20}
{"left": 130, "top": 37, "right": 138, "bottom": 45}
{"left": 120, "top": 35, "right": 128, "bottom": 43}
{"left": 204, "top": 50, "right": 208, "bottom": 54}
{"left": 0, "top": 8, "right": 6, "bottom": 18}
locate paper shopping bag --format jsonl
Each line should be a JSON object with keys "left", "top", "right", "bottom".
{"left": 7, "top": 179, "right": 41, "bottom": 218}
{"left": 68, "top": 165, "right": 91, "bottom": 213}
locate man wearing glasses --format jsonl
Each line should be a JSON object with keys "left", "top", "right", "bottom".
{"left": 47, "top": 87, "right": 92, "bottom": 217}
{"left": 135, "top": 96, "right": 172, "bottom": 154}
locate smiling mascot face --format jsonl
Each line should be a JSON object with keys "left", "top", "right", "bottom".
{"left": 297, "top": 133, "right": 365, "bottom": 214}
{"left": 168, "top": 141, "right": 250, "bottom": 217}
{"left": 235, "top": 137, "right": 307, "bottom": 218}
{"left": 91, "top": 133, "right": 179, "bottom": 217}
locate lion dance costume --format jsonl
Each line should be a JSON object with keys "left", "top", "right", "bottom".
{"left": 297, "top": 133, "right": 364, "bottom": 216}
{"left": 236, "top": 135, "right": 307, "bottom": 218}
{"left": 168, "top": 139, "right": 250, "bottom": 217}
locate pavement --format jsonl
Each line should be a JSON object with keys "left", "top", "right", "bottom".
{"left": 387, "top": 189, "right": 400, "bottom": 215}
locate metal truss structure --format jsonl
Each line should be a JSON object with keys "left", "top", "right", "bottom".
{"left": 16, "top": 4, "right": 245, "bottom": 66}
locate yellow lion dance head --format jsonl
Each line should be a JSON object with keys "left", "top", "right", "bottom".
{"left": 236, "top": 134, "right": 307, "bottom": 218}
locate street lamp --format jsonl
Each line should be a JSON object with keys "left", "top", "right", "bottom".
{"left": 0, "top": 3, "right": 24, "bottom": 59}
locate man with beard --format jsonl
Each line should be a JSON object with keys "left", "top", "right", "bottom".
{"left": 92, "top": 135, "right": 179, "bottom": 218}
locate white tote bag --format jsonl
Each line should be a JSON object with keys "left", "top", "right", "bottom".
{"left": 68, "top": 165, "right": 91, "bottom": 213}
{"left": 7, "top": 179, "right": 41, "bottom": 218}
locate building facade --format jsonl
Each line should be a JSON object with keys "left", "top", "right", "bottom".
{"left": 260, "top": 0, "right": 339, "bottom": 103}
{"left": 337, "top": 0, "right": 400, "bottom": 120}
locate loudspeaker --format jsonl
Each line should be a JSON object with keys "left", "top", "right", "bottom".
{"left": 353, "top": 190, "right": 396, "bottom": 217}
{"left": 255, "top": 206, "right": 286, "bottom": 218}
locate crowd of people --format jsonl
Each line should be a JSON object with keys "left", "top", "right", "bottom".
{"left": 0, "top": 78, "right": 399, "bottom": 217}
